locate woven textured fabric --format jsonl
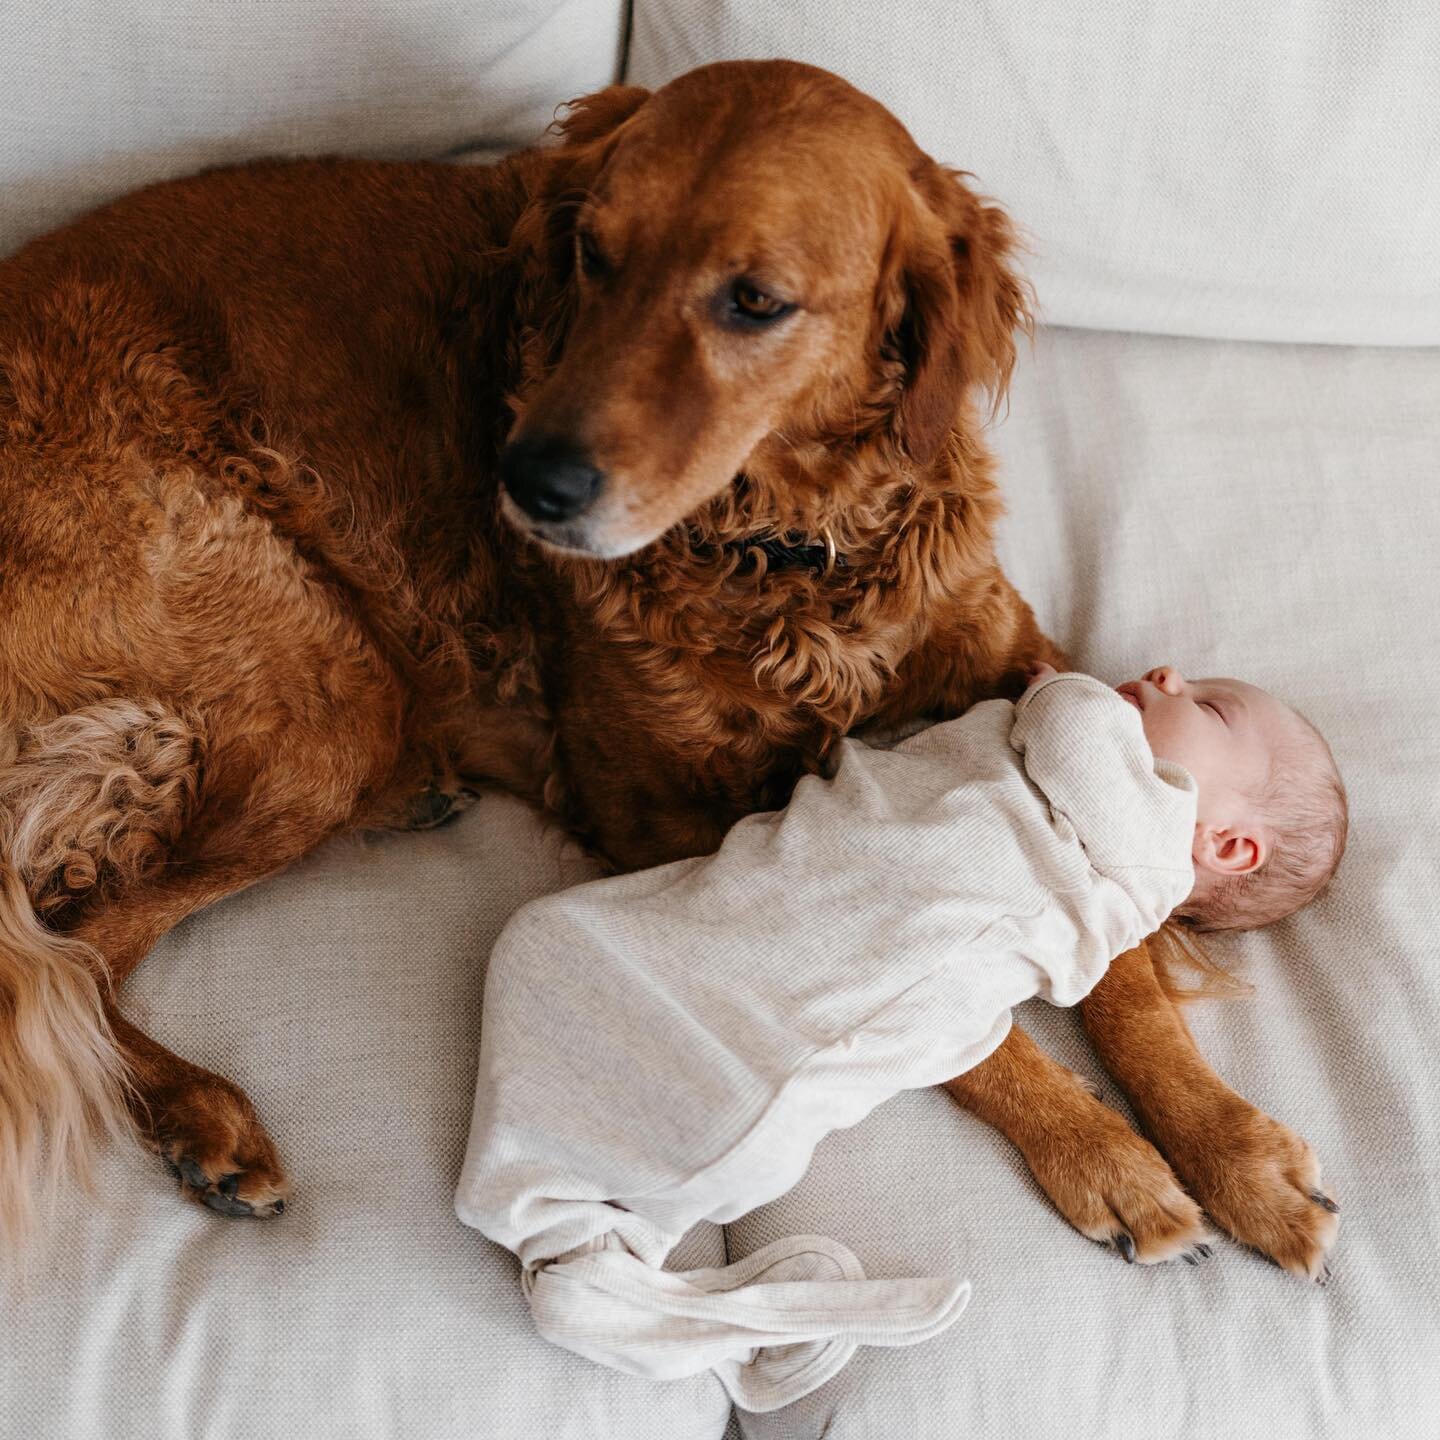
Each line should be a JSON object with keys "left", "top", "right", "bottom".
{"left": 0, "top": 794, "right": 731, "bottom": 1440}
{"left": 0, "top": 0, "right": 626, "bottom": 260}
{"left": 0, "top": 327, "right": 1436, "bottom": 1432}
{"left": 454, "top": 678, "right": 1192, "bottom": 1406}
{"left": 729, "top": 328, "right": 1440, "bottom": 1440}
{"left": 627, "top": 0, "right": 1440, "bottom": 345}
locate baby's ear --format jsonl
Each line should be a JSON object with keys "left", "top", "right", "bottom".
{"left": 1194, "top": 823, "right": 1267, "bottom": 878}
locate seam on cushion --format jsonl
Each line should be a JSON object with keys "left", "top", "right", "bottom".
{"left": 617, "top": 0, "right": 635, "bottom": 81}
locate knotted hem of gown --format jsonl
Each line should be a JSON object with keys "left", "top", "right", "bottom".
{"left": 522, "top": 1231, "right": 971, "bottom": 1413}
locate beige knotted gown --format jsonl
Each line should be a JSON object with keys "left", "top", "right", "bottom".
{"left": 456, "top": 675, "right": 1197, "bottom": 1410}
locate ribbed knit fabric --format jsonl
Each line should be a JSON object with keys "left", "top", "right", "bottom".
{"left": 455, "top": 675, "right": 1196, "bottom": 1409}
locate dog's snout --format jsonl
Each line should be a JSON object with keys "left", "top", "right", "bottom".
{"left": 499, "top": 437, "right": 605, "bottom": 523}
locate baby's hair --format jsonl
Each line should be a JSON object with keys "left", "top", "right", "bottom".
{"left": 1176, "top": 708, "right": 1348, "bottom": 932}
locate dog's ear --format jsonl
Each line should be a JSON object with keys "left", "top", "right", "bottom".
{"left": 552, "top": 84, "right": 651, "bottom": 148}
{"left": 879, "top": 163, "right": 1032, "bottom": 466}
{"left": 506, "top": 87, "right": 651, "bottom": 382}
{"left": 531, "top": 84, "right": 653, "bottom": 268}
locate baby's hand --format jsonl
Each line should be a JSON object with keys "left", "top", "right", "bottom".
{"left": 1025, "top": 661, "right": 1059, "bottom": 689}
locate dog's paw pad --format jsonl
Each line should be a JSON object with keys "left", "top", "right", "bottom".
{"left": 403, "top": 785, "right": 479, "bottom": 831}
{"left": 203, "top": 1189, "right": 258, "bottom": 1217}
{"left": 166, "top": 1149, "right": 288, "bottom": 1218}
{"left": 151, "top": 1076, "right": 290, "bottom": 1220}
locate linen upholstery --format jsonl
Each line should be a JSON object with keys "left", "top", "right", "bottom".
{"left": 0, "top": 0, "right": 626, "bottom": 260}
{"left": 454, "top": 677, "right": 1195, "bottom": 1408}
{"left": 728, "top": 327, "right": 1440, "bottom": 1439}
{"left": 2, "top": 326, "right": 1435, "bottom": 1439}
{"left": 0, "top": 797, "right": 730, "bottom": 1440}
{"left": 628, "top": 0, "right": 1440, "bottom": 346}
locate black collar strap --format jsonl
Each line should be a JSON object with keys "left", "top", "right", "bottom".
{"left": 724, "top": 530, "right": 844, "bottom": 576}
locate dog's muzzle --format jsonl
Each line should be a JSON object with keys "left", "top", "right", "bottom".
{"left": 499, "top": 436, "right": 605, "bottom": 523}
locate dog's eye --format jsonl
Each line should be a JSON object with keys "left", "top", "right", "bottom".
{"left": 577, "top": 230, "right": 609, "bottom": 279}
{"left": 729, "top": 281, "right": 794, "bottom": 324}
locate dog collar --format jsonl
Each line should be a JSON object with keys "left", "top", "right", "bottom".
{"left": 724, "top": 529, "right": 844, "bottom": 576}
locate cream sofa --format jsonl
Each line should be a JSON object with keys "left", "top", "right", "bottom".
{"left": 3, "top": 4, "right": 1438, "bottom": 1438}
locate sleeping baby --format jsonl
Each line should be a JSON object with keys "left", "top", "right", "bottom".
{"left": 455, "top": 664, "right": 1347, "bottom": 1411}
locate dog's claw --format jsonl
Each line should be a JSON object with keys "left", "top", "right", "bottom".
{"left": 163, "top": 1148, "right": 288, "bottom": 1219}
{"left": 177, "top": 1156, "right": 210, "bottom": 1190}
{"left": 1196, "top": 1243, "right": 1213, "bottom": 1259}
{"left": 1310, "top": 1191, "right": 1340, "bottom": 1214}
{"left": 203, "top": 1190, "right": 256, "bottom": 1217}
{"left": 1114, "top": 1232, "right": 1136, "bottom": 1264}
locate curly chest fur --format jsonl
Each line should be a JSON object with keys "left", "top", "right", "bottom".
{"left": 542, "top": 628, "right": 853, "bottom": 867}
{"left": 522, "top": 538, "right": 987, "bottom": 866}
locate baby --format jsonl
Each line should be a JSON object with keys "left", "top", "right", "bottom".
{"left": 455, "top": 665, "right": 1346, "bottom": 1411}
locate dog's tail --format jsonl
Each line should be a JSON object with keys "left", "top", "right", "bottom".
{"left": 0, "top": 700, "right": 200, "bottom": 1242}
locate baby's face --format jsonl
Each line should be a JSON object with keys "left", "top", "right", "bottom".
{"left": 1115, "top": 667, "right": 1295, "bottom": 826}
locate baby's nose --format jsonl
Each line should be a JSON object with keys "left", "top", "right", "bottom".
{"left": 1147, "top": 665, "right": 1185, "bottom": 694}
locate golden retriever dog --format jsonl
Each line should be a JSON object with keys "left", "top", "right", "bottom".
{"left": 0, "top": 60, "right": 1337, "bottom": 1275}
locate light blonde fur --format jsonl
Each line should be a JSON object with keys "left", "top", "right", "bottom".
{"left": 0, "top": 701, "right": 200, "bottom": 1242}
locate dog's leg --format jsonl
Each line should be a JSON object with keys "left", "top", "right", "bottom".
{"left": 109, "top": 1008, "right": 288, "bottom": 1217}
{"left": 1080, "top": 940, "right": 1339, "bottom": 1280}
{"left": 944, "top": 1025, "right": 1210, "bottom": 1264}
{"left": 58, "top": 829, "right": 346, "bottom": 1216}
{"left": 51, "top": 703, "right": 399, "bottom": 1217}
{"left": 63, "top": 862, "right": 316, "bottom": 1217}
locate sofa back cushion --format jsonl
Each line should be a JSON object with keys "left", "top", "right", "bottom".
{"left": 0, "top": 0, "right": 626, "bottom": 259}
{"left": 628, "top": 0, "right": 1440, "bottom": 345}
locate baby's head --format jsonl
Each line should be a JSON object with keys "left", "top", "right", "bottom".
{"left": 1115, "top": 666, "right": 1347, "bottom": 930}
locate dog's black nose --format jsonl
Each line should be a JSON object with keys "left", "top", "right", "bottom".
{"left": 499, "top": 437, "right": 605, "bottom": 523}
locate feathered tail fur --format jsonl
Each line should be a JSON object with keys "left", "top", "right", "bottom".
{"left": 0, "top": 700, "right": 200, "bottom": 1242}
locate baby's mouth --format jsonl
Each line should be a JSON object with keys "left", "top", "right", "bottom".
{"left": 1116, "top": 683, "right": 1144, "bottom": 711}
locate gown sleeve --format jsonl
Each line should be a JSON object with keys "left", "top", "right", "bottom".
{"left": 1009, "top": 672, "right": 1199, "bottom": 938}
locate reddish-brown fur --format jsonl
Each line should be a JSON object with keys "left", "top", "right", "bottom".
{"left": 0, "top": 61, "right": 1335, "bottom": 1273}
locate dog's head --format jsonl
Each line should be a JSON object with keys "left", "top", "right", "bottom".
{"left": 499, "top": 59, "right": 1029, "bottom": 558}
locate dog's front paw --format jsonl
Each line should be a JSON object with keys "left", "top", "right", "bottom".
{"left": 149, "top": 1074, "right": 290, "bottom": 1219}
{"left": 1019, "top": 1077, "right": 1210, "bottom": 1265}
{"left": 402, "top": 784, "right": 479, "bottom": 831}
{"left": 1158, "top": 1092, "right": 1338, "bottom": 1281}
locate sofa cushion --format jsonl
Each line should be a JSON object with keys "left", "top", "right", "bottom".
{"left": 726, "top": 327, "right": 1440, "bottom": 1438}
{"left": 0, "top": 0, "right": 626, "bottom": 259}
{"left": 0, "top": 794, "right": 732, "bottom": 1440}
{"left": 5, "top": 326, "right": 1435, "bottom": 1439}
{"left": 628, "top": 1, "right": 1440, "bottom": 345}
